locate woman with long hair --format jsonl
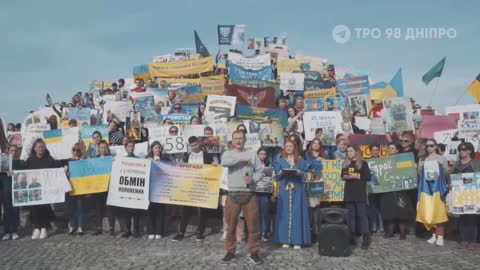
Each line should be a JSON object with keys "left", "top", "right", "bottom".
{"left": 341, "top": 144, "right": 372, "bottom": 249}
{"left": 66, "top": 143, "right": 86, "bottom": 235}
{"left": 253, "top": 147, "right": 273, "bottom": 241}
{"left": 273, "top": 139, "right": 322, "bottom": 249}
{"left": 146, "top": 141, "right": 167, "bottom": 240}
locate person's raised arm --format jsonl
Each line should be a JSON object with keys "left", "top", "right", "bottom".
{"left": 221, "top": 151, "right": 249, "bottom": 168}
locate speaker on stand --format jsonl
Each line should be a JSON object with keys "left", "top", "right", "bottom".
{"left": 317, "top": 207, "right": 352, "bottom": 257}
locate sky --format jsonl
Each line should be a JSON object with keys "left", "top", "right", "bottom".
{"left": 1, "top": 0, "right": 479, "bottom": 123}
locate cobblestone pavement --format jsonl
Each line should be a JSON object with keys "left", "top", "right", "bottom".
{"left": 0, "top": 229, "right": 479, "bottom": 270}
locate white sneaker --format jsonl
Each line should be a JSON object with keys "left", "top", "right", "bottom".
{"left": 436, "top": 236, "right": 444, "bottom": 246}
{"left": 282, "top": 244, "right": 290, "bottom": 248}
{"left": 293, "top": 245, "right": 301, "bottom": 249}
{"left": 148, "top": 234, "right": 155, "bottom": 240}
{"left": 2, "top": 234, "right": 11, "bottom": 241}
{"left": 39, "top": 228, "right": 48, "bottom": 239}
{"left": 11, "top": 233, "right": 20, "bottom": 240}
{"left": 155, "top": 235, "right": 162, "bottom": 239}
{"left": 77, "top": 227, "right": 83, "bottom": 234}
{"left": 68, "top": 227, "right": 75, "bottom": 234}
{"left": 427, "top": 234, "right": 437, "bottom": 244}
{"left": 32, "top": 229, "right": 41, "bottom": 240}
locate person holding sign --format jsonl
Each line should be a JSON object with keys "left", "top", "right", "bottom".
{"left": 220, "top": 130, "right": 263, "bottom": 265}
{"left": 146, "top": 141, "right": 167, "bottom": 240}
{"left": 273, "top": 139, "right": 322, "bottom": 249}
{"left": 24, "top": 139, "right": 65, "bottom": 240}
{"left": 450, "top": 142, "right": 480, "bottom": 248}
{"left": 172, "top": 136, "right": 220, "bottom": 242}
{"left": 417, "top": 139, "right": 449, "bottom": 247}
{"left": 341, "top": 144, "right": 372, "bottom": 249}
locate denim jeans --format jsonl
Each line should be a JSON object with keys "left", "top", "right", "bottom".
{"left": 66, "top": 194, "right": 84, "bottom": 229}
{"left": 346, "top": 202, "right": 369, "bottom": 234}
{"left": 256, "top": 193, "right": 271, "bottom": 234}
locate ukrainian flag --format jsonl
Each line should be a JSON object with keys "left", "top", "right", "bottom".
{"left": 370, "top": 68, "right": 403, "bottom": 101}
{"left": 43, "top": 129, "right": 63, "bottom": 144}
{"left": 133, "top": 64, "right": 151, "bottom": 81}
{"left": 69, "top": 157, "right": 113, "bottom": 195}
{"left": 416, "top": 164, "right": 449, "bottom": 230}
{"left": 466, "top": 73, "right": 480, "bottom": 103}
{"left": 395, "top": 153, "right": 414, "bottom": 168}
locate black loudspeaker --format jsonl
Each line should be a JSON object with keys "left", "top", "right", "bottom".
{"left": 317, "top": 207, "right": 351, "bottom": 257}
{"left": 318, "top": 207, "right": 349, "bottom": 225}
{"left": 318, "top": 224, "right": 352, "bottom": 257}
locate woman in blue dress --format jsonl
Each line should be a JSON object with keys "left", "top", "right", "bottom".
{"left": 273, "top": 139, "right": 322, "bottom": 249}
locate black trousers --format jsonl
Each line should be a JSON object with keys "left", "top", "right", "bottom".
{"left": 93, "top": 193, "right": 117, "bottom": 230}
{"left": 147, "top": 203, "right": 166, "bottom": 236}
{"left": 122, "top": 208, "right": 142, "bottom": 233}
{"left": 178, "top": 206, "right": 207, "bottom": 234}
{"left": 2, "top": 189, "right": 19, "bottom": 233}
{"left": 30, "top": 205, "right": 53, "bottom": 229}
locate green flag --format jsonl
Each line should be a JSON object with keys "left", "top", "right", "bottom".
{"left": 194, "top": 30, "right": 210, "bottom": 57}
{"left": 422, "top": 57, "right": 446, "bottom": 85}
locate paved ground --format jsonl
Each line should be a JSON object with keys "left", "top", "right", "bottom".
{"left": 0, "top": 228, "right": 479, "bottom": 270}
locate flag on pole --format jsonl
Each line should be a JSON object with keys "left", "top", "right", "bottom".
{"left": 194, "top": 30, "right": 210, "bottom": 57}
{"left": 466, "top": 73, "right": 480, "bottom": 103}
{"left": 422, "top": 57, "right": 446, "bottom": 85}
{"left": 389, "top": 68, "right": 403, "bottom": 96}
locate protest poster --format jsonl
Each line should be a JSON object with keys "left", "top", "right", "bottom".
{"left": 304, "top": 79, "right": 335, "bottom": 90}
{"left": 446, "top": 104, "right": 480, "bottom": 121}
{"left": 317, "top": 160, "right": 344, "bottom": 202}
{"left": 148, "top": 125, "right": 182, "bottom": 145}
{"left": 228, "top": 52, "right": 271, "bottom": 70}
{"left": 276, "top": 59, "right": 300, "bottom": 73}
{"left": 264, "top": 37, "right": 278, "bottom": 47}
{"left": 349, "top": 134, "right": 389, "bottom": 158}
{"left": 259, "top": 123, "right": 284, "bottom": 147}
{"left": 295, "top": 54, "right": 326, "bottom": 73}
{"left": 424, "top": 160, "right": 440, "bottom": 181}
{"left": 384, "top": 97, "right": 414, "bottom": 132}
{"left": 146, "top": 87, "right": 168, "bottom": 105}
{"left": 152, "top": 54, "right": 172, "bottom": 63}
{"left": 236, "top": 105, "right": 289, "bottom": 128}
{"left": 458, "top": 119, "right": 480, "bottom": 139}
{"left": 228, "top": 64, "right": 275, "bottom": 81}
{"left": 69, "top": 157, "right": 112, "bottom": 195}
{"left": 370, "top": 118, "right": 386, "bottom": 135}
{"left": 232, "top": 24, "right": 246, "bottom": 46}
{"left": 245, "top": 133, "right": 262, "bottom": 153}
{"left": 367, "top": 153, "right": 418, "bottom": 193}
{"left": 102, "top": 101, "right": 132, "bottom": 123}
{"left": 198, "top": 136, "right": 225, "bottom": 154}
{"left": 109, "top": 141, "right": 148, "bottom": 158}
{"left": 183, "top": 125, "right": 211, "bottom": 137}
{"left": 450, "top": 173, "right": 480, "bottom": 214}
{"left": 106, "top": 157, "right": 150, "bottom": 210}
{"left": 133, "top": 64, "right": 151, "bottom": 81}
{"left": 44, "top": 127, "right": 79, "bottom": 160}
{"left": 12, "top": 168, "right": 71, "bottom": 207}
{"left": 20, "top": 123, "right": 50, "bottom": 160}
{"left": 336, "top": 75, "right": 370, "bottom": 96}
{"left": 348, "top": 94, "right": 370, "bottom": 117}
{"left": 80, "top": 125, "right": 109, "bottom": 145}
{"left": 268, "top": 44, "right": 289, "bottom": 60}
{"left": 230, "top": 79, "right": 281, "bottom": 98}
{"left": 163, "top": 136, "right": 188, "bottom": 154}
{"left": 303, "top": 111, "right": 343, "bottom": 141}
{"left": 226, "top": 84, "right": 276, "bottom": 108}
{"left": 126, "top": 112, "right": 142, "bottom": 141}
{"left": 217, "top": 25, "right": 234, "bottom": 45}
{"left": 177, "top": 84, "right": 205, "bottom": 104}
{"left": 200, "top": 76, "right": 226, "bottom": 96}
{"left": 150, "top": 161, "right": 222, "bottom": 209}
{"left": 148, "top": 56, "right": 213, "bottom": 77}
{"left": 64, "top": 108, "right": 91, "bottom": 126}
{"left": 134, "top": 94, "right": 157, "bottom": 123}
{"left": 206, "top": 95, "right": 236, "bottom": 118}
{"left": 279, "top": 72, "right": 305, "bottom": 91}
{"left": 304, "top": 97, "right": 344, "bottom": 112}
{"left": 355, "top": 117, "right": 371, "bottom": 132}
{"left": 160, "top": 113, "right": 191, "bottom": 125}
{"left": 420, "top": 115, "right": 457, "bottom": 139}
{"left": 303, "top": 87, "right": 337, "bottom": 99}
{"left": 1, "top": 154, "right": 12, "bottom": 172}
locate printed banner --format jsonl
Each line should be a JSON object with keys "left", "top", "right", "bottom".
{"left": 280, "top": 72, "right": 305, "bottom": 91}
{"left": 367, "top": 153, "right": 418, "bottom": 193}
{"left": 295, "top": 54, "right": 326, "bottom": 73}
{"left": 370, "top": 118, "right": 386, "bottom": 135}
{"left": 228, "top": 63, "right": 274, "bottom": 81}
{"left": 304, "top": 79, "right": 335, "bottom": 90}
{"left": 303, "top": 111, "right": 344, "bottom": 141}
{"left": 148, "top": 57, "right": 213, "bottom": 77}
{"left": 458, "top": 119, "right": 480, "bottom": 139}
{"left": 102, "top": 101, "right": 132, "bottom": 123}
{"left": 134, "top": 94, "right": 157, "bottom": 123}
{"left": 318, "top": 160, "right": 344, "bottom": 202}
{"left": 64, "top": 108, "right": 91, "bottom": 126}
{"left": 450, "top": 173, "right": 480, "bottom": 214}
{"left": 384, "top": 97, "right": 414, "bottom": 132}
{"left": 433, "top": 129, "right": 461, "bottom": 161}
{"left": 304, "top": 97, "right": 344, "bottom": 112}
{"left": 217, "top": 25, "right": 234, "bottom": 45}
{"left": 303, "top": 87, "right": 337, "bottom": 99}
{"left": 160, "top": 113, "right": 191, "bottom": 125}
{"left": 228, "top": 52, "right": 271, "bottom": 70}
{"left": 245, "top": 133, "right": 262, "bottom": 153}
{"left": 446, "top": 104, "right": 480, "bottom": 121}
{"left": 44, "top": 127, "right": 79, "bottom": 160}
{"left": 259, "top": 123, "right": 284, "bottom": 147}
{"left": 80, "top": 125, "right": 109, "bottom": 145}
{"left": 198, "top": 136, "right": 225, "bottom": 154}
{"left": 336, "top": 75, "right": 370, "bottom": 96}
{"left": 348, "top": 94, "right": 370, "bottom": 117}
{"left": 349, "top": 134, "right": 389, "bottom": 158}
{"left": 106, "top": 157, "right": 151, "bottom": 210}
{"left": 206, "top": 95, "right": 236, "bottom": 118}
{"left": 12, "top": 168, "right": 71, "bottom": 206}
{"left": 276, "top": 59, "right": 300, "bottom": 73}
{"left": 420, "top": 115, "right": 457, "bottom": 139}
{"left": 232, "top": 24, "right": 246, "bottom": 46}
{"left": 163, "top": 136, "right": 188, "bottom": 154}
{"left": 150, "top": 161, "right": 222, "bottom": 209}
{"left": 236, "top": 105, "right": 289, "bottom": 128}
{"left": 200, "top": 76, "right": 226, "bottom": 95}
{"left": 226, "top": 84, "right": 276, "bottom": 108}
{"left": 69, "top": 157, "right": 113, "bottom": 195}
{"left": 268, "top": 44, "right": 289, "bottom": 60}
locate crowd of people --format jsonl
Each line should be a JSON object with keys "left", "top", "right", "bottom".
{"left": 0, "top": 46, "right": 479, "bottom": 266}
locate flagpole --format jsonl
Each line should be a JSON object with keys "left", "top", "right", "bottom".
{"left": 454, "top": 92, "right": 467, "bottom": 105}
{"left": 428, "top": 76, "right": 441, "bottom": 107}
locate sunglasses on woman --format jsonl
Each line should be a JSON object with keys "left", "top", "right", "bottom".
{"left": 426, "top": 144, "right": 436, "bottom": 148}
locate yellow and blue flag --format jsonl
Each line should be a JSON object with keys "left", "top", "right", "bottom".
{"left": 43, "top": 129, "right": 63, "bottom": 144}
{"left": 466, "top": 73, "right": 480, "bottom": 103}
{"left": 370, "top": 68, "right": 403, "bottom": 101}
{"left": 69, "top": 157, "right": 113, "bottom": 196}
{"left": 395, "top": 153, "right": 413, "bottom": 169}
{"left": 416, "top": 164, "right": 449, "bottom": 230}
